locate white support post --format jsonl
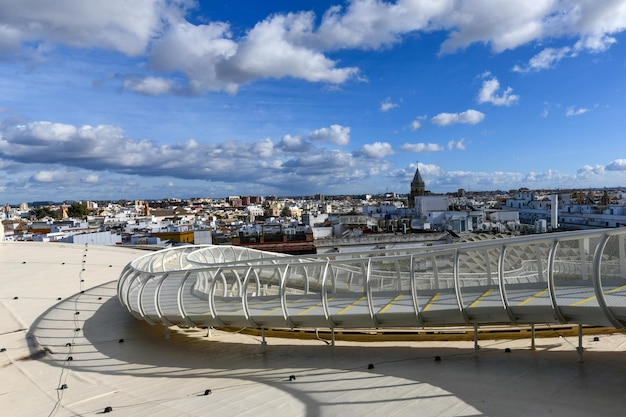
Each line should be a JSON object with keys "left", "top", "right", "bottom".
{"left": 474, "top": 323, "right": 479, "bottom": 354}
{"left": 577, "top": 324, "right": 583, "bottom": 362}
{"left": 261, "top": 328, "right": 267, "bottom": 351}
{"left": 531, "top": 324, "right": 536, "bottom": 350}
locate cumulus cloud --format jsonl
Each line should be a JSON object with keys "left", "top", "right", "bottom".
{"left": 0, "top": 0, "right": 173, "bottom": 56}
{"left": 0, "top": 120, "right": 382, "bottom": 191}
{"left": 147, "top": 20, "right": 240, "bottom": 94}
{"left": 477, "top": 75, "right": 519, "bottom": 106}
{"left": 252, "top": 138, "right": 274, "bottom": 158}
{"left": 401, "top": 139, "right": 465, "bottom": 153}
{"left": 389, "top": 163, "right": 580, "bottom": 191}
{"left": 431, "top": 109, "right": 485, "bottom": 126}
{"left": 84, "top": 174, "right": 99, "bottom": 183}
{"left": 380, "top": 97, "right": 398, "bottom": 112}
{"left": 606, "top": 159, "right": 626, "bottom": 171}
{"left": 400, "top": 142, "right": 444, "bottom": 153}
{"left": 360, "top": 141, "right": 394, "bottom": 158}
{"left": 123, "top": 76, "right": 177, "bottom": 96}
{"left": 389, "top": 157, "right": 626, "bottom": 192}
{"left": 447, "top": 139, "right": 466, "bottom": 150}
{"left": 576, "top": 164, "right": 605, "bottom": 179}
{"left": 388, "top": 163, "right": 443, "bottom": 183}
{"left": 308, "top": 124, "right": 350, "bottom": 145}
{"left": 524, "top": 169, "right": 570, "bottom": 183}
{"left": 212, "top": 12, "right": 358, "bottom": 90}
{"left": 410, "top": 115, "right": 427, "bottom": 131}
{"left": 31, "top": 170, "right": 66, "bottom": 183}
{"left": 513, "top": 46, "right": 574, "bottom": 72}
{"left": 278, "top": 134, "right": 312, "bottom": 153}
{"left": 566, "top": 106, "right": 588, "bottom": 117}
{"left": 512, "top": 0, "right": 626, "bottom": 73}
{"left": 2, "top": 1, "right": 625, "bottom": 93}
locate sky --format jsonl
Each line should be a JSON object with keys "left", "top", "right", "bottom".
{"left": 1, "top": 0, "right": 626, "bottom": 204}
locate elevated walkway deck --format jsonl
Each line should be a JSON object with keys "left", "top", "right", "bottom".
{"left": 118, "top": 228, "right": 626, "bottom": 331}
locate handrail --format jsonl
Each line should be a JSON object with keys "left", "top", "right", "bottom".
{"left": 118, "top": 228, "right": 626, "bottom": 331}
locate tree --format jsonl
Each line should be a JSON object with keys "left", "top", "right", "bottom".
{"left": 32, "top": 206, "right": 61, "bottom": 219}
{"left": 67, "top": 202, "right": 89, "bottom": 218}
{"left": 32, "top": 207, "right": 52, "bottom": 219}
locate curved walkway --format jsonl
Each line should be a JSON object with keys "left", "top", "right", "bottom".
{"left": 118, "top": 228, "right": 626, "bottom": 330}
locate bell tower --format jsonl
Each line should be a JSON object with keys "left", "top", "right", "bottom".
{"left": 408, "top": 164, "right": 425, "bottom": 208}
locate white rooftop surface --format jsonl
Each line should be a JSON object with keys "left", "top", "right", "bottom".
{"left": 2, "top": 242, "right": 626, "bottom": 417}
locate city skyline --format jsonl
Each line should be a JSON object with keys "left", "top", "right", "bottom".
{"left": 1, "top": 1, "right": 626, "bottom": 204}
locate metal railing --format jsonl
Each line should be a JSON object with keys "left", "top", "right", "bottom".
{"left": 117, "top": 228, "right": 626, "bottom": 330}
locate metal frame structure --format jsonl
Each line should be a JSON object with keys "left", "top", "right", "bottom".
{"left": 118, "top": 229, "right": 626, "bottom": 331}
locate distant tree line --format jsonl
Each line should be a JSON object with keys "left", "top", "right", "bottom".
{"left": 31, "top": 202, "right": 90, "bottom": 220}
{"left": 31, "top": 206, "right": 60, "bottom": 219}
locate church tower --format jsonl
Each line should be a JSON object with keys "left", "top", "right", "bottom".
{"left": 408, "top": 164, "right": 425, "bottom": 208}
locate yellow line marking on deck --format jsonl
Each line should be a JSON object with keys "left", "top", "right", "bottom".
{"left": 422, "top": 293, "right": 440, "bottom": 312}
{"left": 570, "top": 295, "right": 596, "bottom": 307}
{"left": 337, "top": 295, "right": 367, "bottom": 315}
{"left": 378, "top": 294, "right": 404, "bottom": 314}
{"left": 260, "top": 296, "right": 307, "bottom": 316}
{"left": 236, "top": 297, "right": 279, "bottom": 314}
{"left": 570, "top": 284, "right": 626, "bottom": 306}
{"left": 606, "top": 284, "right": 626, "bottom": 294}
{"left": 518, "top": 289, "right": 548, "bottom": 306}
{"left": 296, "top": 297, "right": 335, "bottom": 316}
{"left": 469, "top": 289, "right": 493, "bottom": 308}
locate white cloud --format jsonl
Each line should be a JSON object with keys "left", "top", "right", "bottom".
{"left": 576, "top": 164, "right": 605, "bottom": 179}
{"left": 447, "top": 139, "right": 466, "bottom": 150}
{"left": 431, "top": 109, "right": 485, "bottom": 126}
{"left": 400, "top": 142, "right": 444, "bottom": 153}
{"left": 252, "top": 138, "right": 274, "bottom": 158}
{"left": 0, "top": 0, "right": 173, "bottom": 56}
{"left": 147, "top": 20, "right": 240, "bottom": 94}
{"left": 31, "top": 170, "right": 66, "bottom": 183}
{"left": 279, "top": 134, "right": 311, "bottom": 152}
{"left": 388, "top": 160, "right": 626, "bottom": 192}
{"left": 123, "top": 76, "right": 176, "bottom": 96}
{"left": 388, "top": 163, "right": 443, "bottom": 183}
{"left": 0, "top": 120, "right": 387, "bottom": 193}
{"left": 606, "top": 159, "right": 626, "bottom": 171}
{"left": 513, "top": 46, "right": 573, "bottom": 72}
{"left": 380, "top": 97, "right": 398, "bottom": 112}
{"left": 524, "top": 169, "right": 570, "bottom": 183}
{"left": 566, "top": 106, "right": 588, "bottom": 117}
{"left": 217, "top": 12, "right": 359, "bottom": 86}
{"left": 410, "top": 115, "right": 427, "bottom": 131}
{"left": 400, "top": 139, "right": 465, "bottom": 153}
{"left": 477, "top": 76, "right": 519, "bottom": 106}
{"left": 84, "top": 174, "right": 99, "bottom": 184}
{"left": 3, "top": 1, "right": 626, "bottom": 93}
{"left": 360, "top": 141, "right": 394, "bottom": 158}
{"left": 438, "top": 1, "right": 553, "bottom": 54}
{"left": 308, "top": 124, "right": 350, "bottom": 145}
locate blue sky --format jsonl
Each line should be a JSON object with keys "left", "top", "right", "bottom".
{"left": 1, "top": 0, "right": 626, "bottom": 204}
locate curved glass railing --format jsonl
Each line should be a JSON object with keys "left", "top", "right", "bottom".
{"left": 117, "top": 228, "right": 626, "bottom": 330}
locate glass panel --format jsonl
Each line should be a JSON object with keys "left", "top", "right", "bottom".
{"left": 458, "top": 247, "right": 502, "bottom": 309}
{"left": 503, "top": 241, "right": 551, "bottom": 307}
{"left": 601, "top": 234, "right": 626, "bottom": 309}
{"left": 553, "top": 237, "right": 599, "bottom": 306}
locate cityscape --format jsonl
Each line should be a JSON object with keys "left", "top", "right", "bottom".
{"left": 2, "top": 165, "right": 625, "bottom": 253}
